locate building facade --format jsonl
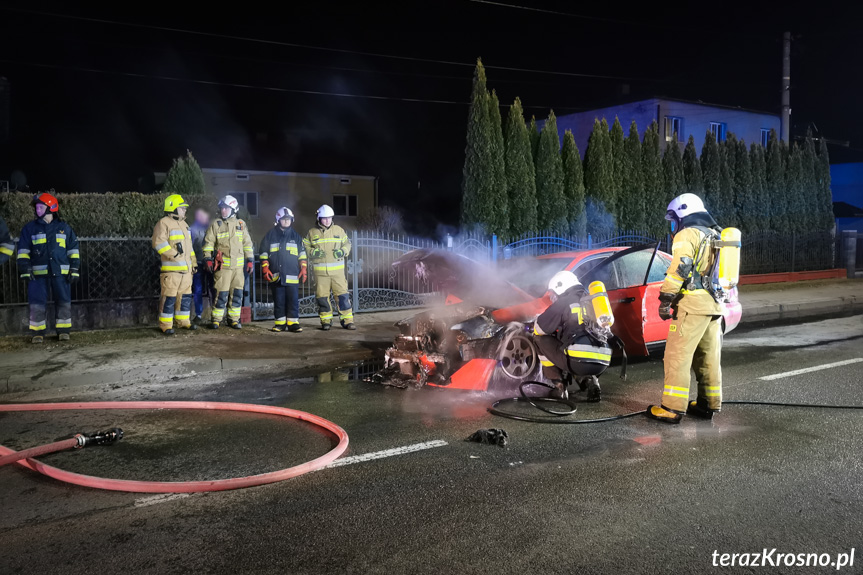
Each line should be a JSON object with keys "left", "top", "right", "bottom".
{"left": 155, "top": 169, "right": 378, "bottom": 235}
{"left": 546, "top": 97, "right": 781, "bottom": 157}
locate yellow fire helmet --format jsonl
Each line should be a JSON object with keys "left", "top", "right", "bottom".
{"left": 164, "top": 194, "right": 189, "bottom": 212}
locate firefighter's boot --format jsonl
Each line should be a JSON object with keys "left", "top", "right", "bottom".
{"left": 687, "top": 397, "right": 719, "bottom": 420}
{"left": 584, "top": 376, "right": 601, "bottom": 403}
{"left": 645, "top": 405, "right": 683, "bottom": 424}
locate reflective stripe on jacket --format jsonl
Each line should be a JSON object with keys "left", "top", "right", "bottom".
{"left": 17, "top": 218, "right": 80, "bottom": 277}
{"left": 303, "top": 223, "right": 351, "bottom": 277}
{"left": 259, "top": 226, "right": 307, "bottom": 285}
{"left": 202, "top": 216, "right": 254, "bottom": 266}
{"left": 152, "top": 214, "right": 195, "bottom": 273}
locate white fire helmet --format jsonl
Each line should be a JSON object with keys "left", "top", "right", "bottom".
{"left": 665, "top": 193, "right": 706, "bottom": 222}
{"left": 316, "top": 204, "right": 335, "bottom": 219}
{"left": 219, "top": 195, "right": 239, "bottom": 215}
{"left": 548, "top": 270, "right": 581, "bottom": 298}
{"left": 275, "top": 207, "right": 294, "bottom": 223}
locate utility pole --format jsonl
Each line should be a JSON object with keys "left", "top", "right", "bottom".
{"left": 781, "top": 31, "right": 791, "bottom": 142}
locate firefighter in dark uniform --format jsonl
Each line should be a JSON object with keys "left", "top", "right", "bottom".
{"left": 259, "top": 207, "right": 308, "bottom": 332}
{"left": 532, "top": 271, "right": 611, "bottom": 401}
{"left": 16, "top": 193, "right": 80, "bottom": 343}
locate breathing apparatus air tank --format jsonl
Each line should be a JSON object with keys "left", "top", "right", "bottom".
{"left": 716, "top": 227, "right": 741, "bottom": 290}
{"left": 587, "top": 281, "right": 614, "bottom": 329}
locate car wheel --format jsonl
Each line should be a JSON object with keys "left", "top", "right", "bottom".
{"left": 495, "top": 326, "right": 539, "bottom": 382}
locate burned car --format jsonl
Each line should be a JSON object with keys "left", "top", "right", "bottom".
{"left": 368, "top": 248, "right": 555, "bottom": 393}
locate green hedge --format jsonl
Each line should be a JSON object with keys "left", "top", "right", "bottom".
{"left": 0, "top": 192, "right": 215, "bottom": 238}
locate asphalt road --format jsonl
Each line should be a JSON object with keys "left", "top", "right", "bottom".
{"left": 2, "top": 315, "right": 863, "bottom": 574}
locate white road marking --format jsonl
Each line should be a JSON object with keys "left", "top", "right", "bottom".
{"left": 133, "top": 493, "right": 194, "bottom": 508}
{"left": 758, "top": 358, "right": 863, "bottom": 381}
{"left": 325, "top": 440, "right": 448, "bottom": 468}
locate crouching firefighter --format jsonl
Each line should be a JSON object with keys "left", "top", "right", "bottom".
{"left": 646, "top": 192, "right": 741, "bottom": 424}
{"left": 17, "top": 193, "right": 80, "bottom": 343}
{"left": 202, "top": 195, "right": 254, "bottom": 329}
{"left": 151, "top": 194, "right": 197, "bottom": 334}
{"left": 532, "top": 271, "right": 619, "bottom": 402}
{"left": 259, "top": 207, "right": 307, "bottom": 332}
{"left": 303, "top": 204, "right": 355, "bottom": 330}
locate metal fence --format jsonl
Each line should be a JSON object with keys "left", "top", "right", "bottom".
{"left": 1, "top": 237, "right": 159, "bottom": 306}
{"left": 0, "top": 228, "right": 841, "bottom": 318}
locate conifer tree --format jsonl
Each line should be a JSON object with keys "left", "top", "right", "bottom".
{"left": 503, "top": 97, "right": 538, "bottom": 236}
{"left": 460, "top": 58, "right": 493, "bottom": 230}
{"left": 701, "top": 131, "right": 722, "bottom": 217}
{"left": 785, "top": 144, "right": 807, "bottom": 232}
{"left": 584, "top": 118, "right": 616, "bottom": 235}
{"left": 816, "top": 138, "right": 834, "bottom": 232}
{"left": 801, "top": 130, "right": 819, "bottom": 232}
{"left": 561, "top": 130, "right": 587, "bottom": 237}
{"left": 620, "top": 120, "right": 644, "bottom": 232}
{"left": 529, "top": 116, "right": 540, "bottom": 164}
{"left": 610, "top": 116, "right": 625, "bottom": 223}
{"left": 486, "top": 89, "right": 509, "bottom": 237}
{"left": 164, "top": 150, "right": 206, "bottom": 198}
{"left": 534, "top": 110, "right": 567, "bottom": 233}
{"left": 732, "top": 139, "right": 753, "bottom": 232}
{"left": 765, "top": 129, "right": 787, "bottom": 232}
{"left": 641, "top": 120, "right": 664, "bottom": 236}
{"left": 662, "top": 134, "right": 685, "bottom": 206}
{"left": 749, "top": 143, "right": 769, "bottom": 231}
{"left": 682, "top": 135, "right": 703, "bottom": 194}
{"left": 718, "top": 134, "right": 737, "bottom": 227}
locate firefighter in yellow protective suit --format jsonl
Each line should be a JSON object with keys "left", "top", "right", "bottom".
{"left": 647, "top": 193, "right": 724, "bottom": 423}
{"left": 151, "top": 194, "right": 197, "bottom": 334}
{"left": 303, "top": 204, "right": 355, "bottom": 330}
{"left": 202, "top": 195, "right": 254, "bottom": 329}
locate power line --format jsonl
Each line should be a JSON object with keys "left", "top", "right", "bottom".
{"left": 0, "top": 6, "right": 649, "bottom": 82}
{"left": 0, "top": 58, "right": 586, "bottom": 110}
{"left": 466, "top": 0, "right": 644, "bottom": 25}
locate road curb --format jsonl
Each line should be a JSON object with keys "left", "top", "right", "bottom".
{"left": 738, "top": 296, "right": 862, "bottom": 324}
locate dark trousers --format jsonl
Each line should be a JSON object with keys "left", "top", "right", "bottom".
{"left": 28, "top": 276, "right": 72, "bottom": 334}
{"left": 536, "top": 335, "right": 608, "bottom": 381}
{"left": 271, "top": 282, "right": 300, "bottom": 326}
{"left": 192, "top": 269, "right": 212, "bottom": 318}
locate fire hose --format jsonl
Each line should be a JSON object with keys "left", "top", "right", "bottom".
{"left": 0, "top": 401, "right": 349, "bottom": 493}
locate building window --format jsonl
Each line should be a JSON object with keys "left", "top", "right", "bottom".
{"left": 709, "top": 122, "right": 727, "bottom": 142}
{"left": 760, "top": 129, "right": 770, "bottom": 147}
{"left": 665, "top": 116, "right": 683, "bottom": 142}
{"left": 332, "top": 194, "right": 358, "bottom": 217}
{"left": 230, "top": 191, "right": 259, "bottom": 217}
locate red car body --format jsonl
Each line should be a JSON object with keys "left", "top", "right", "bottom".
{"left": 499, "top": 242, "right": 742, "bottom": 356}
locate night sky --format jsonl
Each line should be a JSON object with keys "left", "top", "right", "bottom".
{"left": 1, "top": 1, "right": 862, "bottom": 235}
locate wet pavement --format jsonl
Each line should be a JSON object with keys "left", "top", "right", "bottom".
{"left": 1, "top": 314, "right": 863, "bottom": 573}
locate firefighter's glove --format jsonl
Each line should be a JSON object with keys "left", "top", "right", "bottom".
{"left": 205, "top": 259, "right": 214, "bottom": 274}
{"left": 299, "top": 261, "right": 308, "bottom": 283}
{"left": 311, "top": 247, "right": 325, "bottom": 260}
{"left": 658, "top": 292, "right": 676, "bottom": 321}
{"left": 261, "top": 261, "right": 274, "bottom": 282}
{"left": 244, "top": 261, "right": 254, "bottom": 277}
{"left": 333, "top": 248, "right": 345, "bottom": 260}
{"left": 66, "top": 271, "right": 79, "bottom": 284}
{"left": 20, "top": 270, "right": 34, "bottom": 281}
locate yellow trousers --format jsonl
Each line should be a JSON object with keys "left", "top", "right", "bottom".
{"left": 314, "top": 273, "right": 353, "bottom": 325}
{"left": 661, "top": 312, "right": 723, "bottom": 412}
{"left": 158, "top": 272, "right": 193, "bottom": 332}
